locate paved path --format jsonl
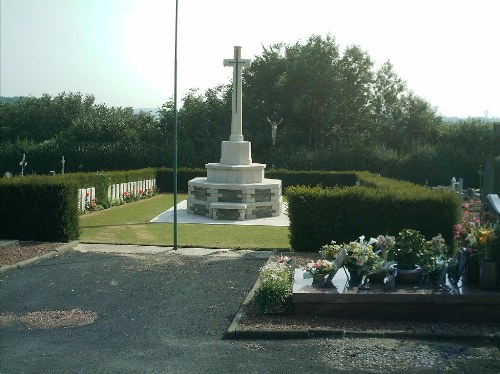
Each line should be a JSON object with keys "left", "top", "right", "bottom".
{"left": 1, "top": 245, "right": 499, "bottom": 373}
{"left": 149, "top": 200, "right": 289, "bottom": 226}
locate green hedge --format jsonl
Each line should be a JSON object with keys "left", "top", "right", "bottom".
{"left": 51, "top": 168, "right": 157, "bottom": 200}
{"left": 287, "top": 172, "right": 461, "bottom": 251}
{"left": 0, "top": 176, "right": 80, "bottom": 242}
{"left": 266, "top": 169, "right": 356, "bottom": 191}
{"left": 155, "top": 168, "right": 206, "bottom": 193}
{"left": 154, "top": 168, "right": 357, "bottom": 193}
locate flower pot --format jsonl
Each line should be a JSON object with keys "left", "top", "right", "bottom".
{"left": 479, "top": 260, "right": 498, "bottom": 290}
{"left": 312, "top": 273, "right": 327, "bottom": 285}
{"left": 468, "top": 254, "right": 480, "bottom": 284}
{"left": 396, "top": 265, "right": 422, "bottom": 284}
{"left": 347, "top": 267, "right": 364, "bottom": 283}
{"left": 368, "top": 272, "right": 386, "bottom": 283}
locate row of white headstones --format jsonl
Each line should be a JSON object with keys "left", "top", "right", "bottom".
{"left": 78, "top": 179, "right": 156, "bottom": 211}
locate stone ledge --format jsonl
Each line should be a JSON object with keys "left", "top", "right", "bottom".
{"left": 293, "top": 269, "right": 500, "bottom": 322}
{"left": 210, "top": 202, "right": 248, "bottom": 210}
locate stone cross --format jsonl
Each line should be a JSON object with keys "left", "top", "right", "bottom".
{"left": 224, "top": 46, "right": 251, "bottom": 142}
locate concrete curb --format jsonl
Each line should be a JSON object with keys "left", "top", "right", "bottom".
{"left": 224, "top": 250, "right": 276, "bottom": 339}
{"left": 227, "top": 325, "right": 498, "bottom": 343}
{"left": 0, "top": 241, "right": 79, "bottom": 274}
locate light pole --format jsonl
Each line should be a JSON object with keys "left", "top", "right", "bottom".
{"left": 173, "top": 0, "right": 179, "bottom": 250}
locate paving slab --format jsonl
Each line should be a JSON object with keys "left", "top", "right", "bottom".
{"left": 149, "top": 199, "right": 289, "bottom": 226}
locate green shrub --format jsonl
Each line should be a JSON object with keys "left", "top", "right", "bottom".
{"left": 0, "top": 176, "right": 80, "bottom": 242}
{"left": 253, "top": 262, "right": 293, "bottom": 314}
{"left": 287, "top": 172, "right": 461, "bottom": 252}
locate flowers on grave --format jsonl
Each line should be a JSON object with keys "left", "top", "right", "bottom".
{"left": 275, "top": 254, "right": 293, "bottom": 268}
{"left": 320, "top": 241, "right": 344, "bottom": 260}
{"left": 454, "top": 207, "right": 481, "bottom": 253}
{"left": 475, "top": 226, "right": 498, "bottom": 260}
{"left": 343, "top": 236, "right": 378, "bottom": 274}
{"left": 420, "top": 234, "right": 449, "bottom": 276}
{"left": 387, "top": 229, "right": 426, "bottom": 270}
{"left": 305, "top": 259, "right": 336, "bottom": 275}
{"left": 454, "top": 202, "right": 499, "bottom": 260}
{"left": 253, "top": 259, "right": 293, "bottom": 313}
{"left": 373, "top": 235, "right": 395, "bottom": 257}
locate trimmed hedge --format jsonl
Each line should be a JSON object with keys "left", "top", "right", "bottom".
{"left": 0, "top": 176, "right": 80, "bottom": 242}
{"left": 266, "top": 169, "right": 356, "bottom": 191}
{"left": 155, "top": 168, "right": 206, "bottom": 193}
{"left": 154, "top": 168, "right": 357, "bottom": 194}
{"left": 51, "top": 168, "right": 157, "bottom": 201}
{"left": 287, "top": 172, "right": 461, "bottom": 252}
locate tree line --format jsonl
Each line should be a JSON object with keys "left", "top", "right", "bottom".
{"left": 0, "top": 35, "right": 494, "bottom": 187}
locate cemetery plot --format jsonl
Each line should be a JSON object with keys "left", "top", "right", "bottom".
{"left": 293, "top": 268, "right": 500, "bottom": 322}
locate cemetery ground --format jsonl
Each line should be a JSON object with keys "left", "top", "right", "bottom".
{"left": 1, "top": 195, "right": 500, "bottom": 372}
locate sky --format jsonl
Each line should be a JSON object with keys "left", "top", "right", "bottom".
{"left": 1, "top": 0, "right": 499, "bottom": 118}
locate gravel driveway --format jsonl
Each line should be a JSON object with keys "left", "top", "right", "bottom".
{"left": 1, "top": 246, "right": 499, "bottom": 373}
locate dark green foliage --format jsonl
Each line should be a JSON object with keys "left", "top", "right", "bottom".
{"left": 0, "top": 36, "right": 495, "bottom": 188}
{"left": 48, "top": 168, "right": 156, "bottom": 200}
{"left": 0, "top": 176, "right": 80, "bottom": 242}
{"left": 266, "top": 169, "right": 356, "bottom": 190}
{"left": 155, "top": 168, "right": 206, "bottom": 193}
{"left": 287, "top": 172, "right": 461, "bottom": 252}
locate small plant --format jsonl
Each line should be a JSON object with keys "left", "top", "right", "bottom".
{"left": 373, "top": 235, "right": 395, "bottom": 257}
{"left": 421, "top": 234, "right": 449, "bottom": 276}
{"left": 253, "top": 260, "right": 293, "bottom": 314}
{"left": 320, "top": 241, "right": 344, "bottom": 260}
{"left": 389, "top": 229, "right": 426, "bottom": 270}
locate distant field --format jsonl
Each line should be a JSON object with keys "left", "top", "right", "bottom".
{"left": 79, "top": 194, "right": 290, "bottom": 250}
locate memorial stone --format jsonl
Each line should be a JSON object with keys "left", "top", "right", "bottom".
{"left": 187, "top": 46, "right": 282, "bottom": 220}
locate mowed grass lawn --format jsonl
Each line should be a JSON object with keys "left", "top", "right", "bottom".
{"left": 79, "top": 194, "right": 290, "bottom": 250}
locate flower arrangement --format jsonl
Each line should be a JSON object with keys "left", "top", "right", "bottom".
{"left": 320, "top": 241, "right": 344, "bottom": 260}
{"left": 421, "top": 233, "right": 449, "bottom": 276}
{"left": 373, "top": 235, "right": 395, "bottom": 256}
{"left": 454, "top": 202, "right": 499, "bottom": 260}
{"left": 253, "top": 258, "right": 294, "bottom": 313}
{"left": 388, "top": 229, "right": 426, "bottom": 270}
{"left": 343, "top": 236, "right": 377, "bottom": 273}
{"left": 305, "top": 259, "right": 335, "bottom": 275}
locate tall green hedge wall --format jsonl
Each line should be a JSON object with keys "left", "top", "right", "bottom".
{"left": 0, "top": 177, "right": 80, "bottom": 242}
{"left": 287, "top": 172, "right": 461, "bottom": 251}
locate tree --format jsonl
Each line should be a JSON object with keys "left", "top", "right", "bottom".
{"left": 328, "top": 45, "right": 374, "bottom": 148}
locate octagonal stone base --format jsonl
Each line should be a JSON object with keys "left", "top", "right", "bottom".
{"left": 187, "top": 177, "right": 282, "bottom": 220}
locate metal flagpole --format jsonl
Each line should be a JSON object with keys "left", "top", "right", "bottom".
{"left": 173, "top": 0, "right": 179, "bottom": 250}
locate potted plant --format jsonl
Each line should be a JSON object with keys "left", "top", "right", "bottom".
{"left": 369, "top": 235, "right": 395, "bottom": 283}
{"left": 421, "top": 234, "right": 449, "bottom": 288}
{"left": 304, "top": 259, "right": 336, "bottom": 285}
{"left": 388, "top": 229, "right": 426, "bottom": 283}
{"left": 476, "top": 225, "right": 499, "bottom": 289}
{"left": 343, "top": 236, "right": 377, "bottom": 283}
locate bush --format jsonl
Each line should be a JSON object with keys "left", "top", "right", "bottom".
{"left": 253, "top": 261, "right": 293, "bottom": 314}
{"left": 0, "top": 176, "right": 80, "bottom": 242}
{"left": 287, "top": 172, "right": 461, "bottom": 251}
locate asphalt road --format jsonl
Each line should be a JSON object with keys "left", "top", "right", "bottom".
{"left": 1, "top": 247, "right": 499, "bottom": 374}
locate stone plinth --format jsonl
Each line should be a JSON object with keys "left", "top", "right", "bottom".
{"left": 206, "top": 163, "right": 265, "bottom": 184}
{"left": 220, "top": 141, "right": 252, "bottom": 165}
{"left": 187, "top": 177, "right": 282, "bottom": 220}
